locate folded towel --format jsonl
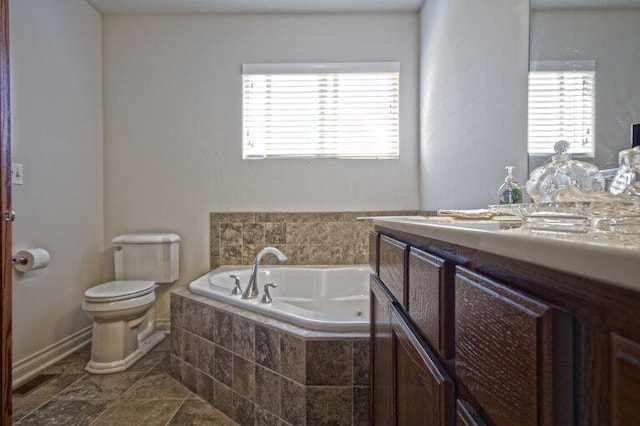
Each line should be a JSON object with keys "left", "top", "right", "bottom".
{"left": 437, "top": 209, "right": 497, "bottom": 220}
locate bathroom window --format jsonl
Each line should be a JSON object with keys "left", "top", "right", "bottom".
{"left": 528, "top": 61, "right": 595, "bottom": 156}
{"left": 242, "top": 62, "right": 400, "bottom": 159}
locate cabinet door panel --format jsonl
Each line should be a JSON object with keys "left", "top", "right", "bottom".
{"left": 370, "top": 275, "right": 394, "bottom": 426}
{"left": 408, "top": 248, "right": 454, "bottom": 359}
{"left": 391, "top": 304, "right": 455, "bottom": 426}
{"left": 612, "top": 333, "right": 640, "bottom": 425}
{"left": 455, "top": 268, "right": 573, "bottom": 426}
{"left": 379, "top": 235, "right": 407, "bottom": 306}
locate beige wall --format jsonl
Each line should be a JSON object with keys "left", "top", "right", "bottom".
{"left": 419, "top": 0, "right": 529, "bottom": 210}
{"left": 10, "top": 0, "right": 103, "bottom": 362}
{"left": 10, "top": 1, "right": 532, "bottom": 363}
{"left": 102, "top": 13, "right": 420, "bottom": 320}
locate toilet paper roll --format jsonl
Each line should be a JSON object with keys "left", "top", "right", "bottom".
{"left": 14, "top": 248, "right": 50, "bottom": 272}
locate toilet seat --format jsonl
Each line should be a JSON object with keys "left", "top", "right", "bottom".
{"left": 82, "top": 291, "right": 156, "bottom": 313}
{"left": 84, "top": 281, "right": 155, "bottom": 303}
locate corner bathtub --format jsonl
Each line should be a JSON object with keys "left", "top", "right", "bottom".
{"left": 188, "top": 265, "right": 372, "bottom": 333}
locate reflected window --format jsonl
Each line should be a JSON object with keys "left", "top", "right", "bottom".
{"left": 528, "top": 60, "right": 595, "bottom": 156}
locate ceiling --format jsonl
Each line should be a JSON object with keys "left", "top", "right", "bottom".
{"left": 84, "top": 0, "right": 424, "bottom": 15}
{"left": 532, "top": 0, "right": 640, "bottom": 8}
{"left": 85, "top": 0, "right": 640, "bottom": 16}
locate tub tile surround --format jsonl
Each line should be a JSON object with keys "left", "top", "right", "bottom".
{"left": 210, "top": 211, "right": 419, "bottom": 268}
{"left": 170, "top": 288, "right": 371, "bottom": 426}
{"left": 176, "top": 210, "right": 409, "bottom": 423}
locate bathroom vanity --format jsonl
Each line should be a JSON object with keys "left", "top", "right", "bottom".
{"left": 368, "top": 217, "right": 640, "bottom": 425}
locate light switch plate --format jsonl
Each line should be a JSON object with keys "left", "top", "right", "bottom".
{"left": 11, "top": 163, "right": 23, "bottom": 185}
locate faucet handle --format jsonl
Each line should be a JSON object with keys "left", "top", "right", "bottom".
{"left": 260, "top": 283, "right": 278, "bottom": 304}
{"left": 230, "top": 275, "right": 243, "bottom": 295}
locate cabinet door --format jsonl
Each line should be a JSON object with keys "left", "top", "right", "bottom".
{"left": 370, "top": 275, "right": 394, "bottom": 426}
{"left": 611, "top": 333, "right": 640, "bottom": 425}
{"left": 455, "top": 268, "right": 573, "bottom": 426}
{"left": 456, "top": 400, "right": 487, "bottom": 426}
{"left": 408, "top": 248, "right": 454, "bottom": 359}
{"left": 391, "top": 304, "right": 455, "bottom": 426}
{"left": 379, "top": 235, "right": 407, "bottom": 306}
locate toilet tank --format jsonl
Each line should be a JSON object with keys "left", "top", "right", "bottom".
{"left": 112, "top": 233, "right": 180, "bottom": 283}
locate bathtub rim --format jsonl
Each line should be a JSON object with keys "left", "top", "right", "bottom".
{"left": 173, "top": 286, "right": 369, "bottom": 340}
{"left": 185, "top": 264, "right": 372, "bottom": 337}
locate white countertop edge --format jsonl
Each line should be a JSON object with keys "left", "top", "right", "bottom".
{"left": 373, "top": 217, "right": 640, "bottom": 292}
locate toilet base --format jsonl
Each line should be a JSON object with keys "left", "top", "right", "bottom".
{"left": 86, "top": 330, "right": 167, "bottom": 374}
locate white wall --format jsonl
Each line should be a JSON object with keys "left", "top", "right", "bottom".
{"left": 10, "top": 0, "right": 103, "bottom": 362}
{"left": 419, "top": 0, "right": 529, "bottom": 210}
{"left": 103, "top": 13, "right": 419, "bottom": 320}
{"left": 530, "top": 9, "right": 640, "bottom": 170}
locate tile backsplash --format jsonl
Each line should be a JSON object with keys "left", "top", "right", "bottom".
{"left": 210, "top": 211, "right": 418, "bottom": 269}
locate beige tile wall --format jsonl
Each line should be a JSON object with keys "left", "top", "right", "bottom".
{"left": 210, "top": 211, "right": 418, "bottom": 268}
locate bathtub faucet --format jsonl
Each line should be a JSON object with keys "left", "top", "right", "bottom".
{"left": 242, "top": 247, "right": 287, "bottom": 299}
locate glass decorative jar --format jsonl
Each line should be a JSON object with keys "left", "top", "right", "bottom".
{"left": 526, "top": 140, "right": 605, "bottom": 203}
{"left": 609, "top": 147, "right": 640, "bottom": 196}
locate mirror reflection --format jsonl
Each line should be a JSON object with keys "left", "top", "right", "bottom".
{"left": 529, "top": 0, "right": 640, "bottom": 172}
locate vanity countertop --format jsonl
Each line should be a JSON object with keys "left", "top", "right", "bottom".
{"left": 372, "top": 216, "right": 640, "bottom": 292}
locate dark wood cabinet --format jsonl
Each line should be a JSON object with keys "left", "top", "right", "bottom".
{"left": 408, "top": 247, "right": 454, "bottom": 359}
{"left": 611, "top": 333, "right": 640, "bottom": 425}
{"left": 370, "top": 275, "right": 394, "bottom": 426}
{"left": 455, "top": 268, "right": 573, "bottom": 426}
{"left": 370, "top": 229, "right": 640, "bottom": 425}
{"left": 379, "top": 235, "right": 407, "bottom": 307}
{"left": 369, "top": 231, "right": 379, "bottom": 274}
{"left": 391, "top": 305, "right": 455, "bottom": 426}
{"left": 455, "top": 400, "right": 487, "bottom": 426}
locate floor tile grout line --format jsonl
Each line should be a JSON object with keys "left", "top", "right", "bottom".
{"left": 87, "top": 400, "right": 116, "bottom": 426}
{"left": 14, "top": 371, "right": 89, "bottom": 424}
{"left": 86, "top": 385, "right": 139, "bottom": 425}
{"left": 87, "top": 353, "right": 166, "bottom": 426}
{"left": 114, "top": 352, "right": 166, "bottom": 396}
{"left": 14, "top": 347, "right": 225, "bottom": 425}
{"left": 163, "top": 397, "right": 187, "bottom": 426}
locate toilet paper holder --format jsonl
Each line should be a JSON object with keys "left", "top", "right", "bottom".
{"left": 11, "top": 248, "right": 50, "bottom": 272}
{"left": 12, "top": 256, "right": 28, "bottom": 265}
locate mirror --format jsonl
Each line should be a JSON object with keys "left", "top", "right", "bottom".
{"left": 529, "top": 0, "right": 640, "bottom": 173}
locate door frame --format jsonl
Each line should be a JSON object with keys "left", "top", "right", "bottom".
{"left": 0, "top": 0, "right": 10, "bottom": 423}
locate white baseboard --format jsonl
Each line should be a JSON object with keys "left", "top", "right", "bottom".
{"left": 12, "top": 325, "right": 93, "bottom": 389}
{"left": 12, "top": 319, "right": 171, "bottom": 389}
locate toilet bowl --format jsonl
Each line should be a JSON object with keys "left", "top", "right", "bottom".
{"left": 82, "top": 281, "right": 162, "bottom": 374}
{"left": 82, "top": 233, "right": 180, "bottom": 374}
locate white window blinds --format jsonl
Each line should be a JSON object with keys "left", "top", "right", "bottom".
{"left": 528, "top": 60, "right": 596, "bottom": 156}
{"left": 242, "top": 62, "right": 400, "bottom": 159}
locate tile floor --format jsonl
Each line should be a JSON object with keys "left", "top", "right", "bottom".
{"left": 13, "top": 338, "right": 238, "bottom": 425}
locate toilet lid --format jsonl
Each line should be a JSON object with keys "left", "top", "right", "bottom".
{"left": 85, "top": 281, "right": 155, "bottom": 302}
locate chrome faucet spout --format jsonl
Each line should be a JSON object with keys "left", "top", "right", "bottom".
{"left": 241, "top": 247, "right": 287, "bottom": 299}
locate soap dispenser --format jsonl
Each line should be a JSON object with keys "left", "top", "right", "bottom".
{"left": 498, "top": 166, "right": 523, "bottom": 205}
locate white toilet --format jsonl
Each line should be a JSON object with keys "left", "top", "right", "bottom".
{"left": 82, "top": 233, "right": 180, "bottom": 374}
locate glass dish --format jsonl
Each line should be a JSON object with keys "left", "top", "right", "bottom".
{"left": 492, "top": 199, "right": 640, "bottom": 233}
